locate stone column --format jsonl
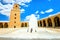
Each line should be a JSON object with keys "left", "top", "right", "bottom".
{"left": 25, "top": 23, "right": 28, "bottom": 27}
{"left": 51, "top": 18, "right": 55, "bottom": 28}
{"left": 26, "top": 23, "right": 28, "bottom": 27}
{"left": 23, "top": 23, "right": 25, "bottom": 27}
{"left": 42, "top": 20, "right": 44, "bottom": 27}
{"left": 3, "top": 23, "right": 4, "bottom": 28}
{"left": 45, "top": 19, "right": 48, "bottom": 27}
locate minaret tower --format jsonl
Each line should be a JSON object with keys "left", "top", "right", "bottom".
{"left": 9, "top": 4, "right": 21, "bottom": 28}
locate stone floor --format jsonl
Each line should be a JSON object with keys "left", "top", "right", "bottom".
{"left": 0, "top": 28, "right": 20, "bottom": 35}
{"left": 0, "top": 27, "right": 60, "bottom": 40}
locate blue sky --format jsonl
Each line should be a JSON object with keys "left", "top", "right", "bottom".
{"left": 0, "top": 0, "right": 60, "bottom": 21}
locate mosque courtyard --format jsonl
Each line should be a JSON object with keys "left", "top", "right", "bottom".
{"left": 0, "top": 27, "right": 60, "bottom": 40}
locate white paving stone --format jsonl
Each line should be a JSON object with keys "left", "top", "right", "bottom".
{"left": 0, "top": 28, "right": 60, "bottom": 39}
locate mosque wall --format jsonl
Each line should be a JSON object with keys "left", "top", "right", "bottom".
{"left": 0, "top": 13, "right": 60, "bottom": 28}
{"left": 21, "top": 22, "right": 29, "bottom": 27}
{"left": 0, "top": 22, "right": 8, "bottom": 28}
{"left": 38, "top": 13, "right": 60, "bottom": 28}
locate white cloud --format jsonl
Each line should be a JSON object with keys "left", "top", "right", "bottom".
{"left": 20, "top": 3, "right": 28, "bottom": 7}
{"left": 3, "top": 0, "right": 32, "bottom": 7}
{"left": 0, "top": 3, "right": 4, "bottom": 10}
{"left": 37, "top": 15, "right": 39, "bottom": 18}
{"left": 40, "top": 11, "right": 45, "bottom": 14}
{"left": 25, "top": 15, "right": 30, "bottom": 21}
{"left": 45, "top": 9, "right": 54, "bottom": 13}
{"left": 49, "top": 15, "right": 53, "bottom": 17}
{"left": 15, "top": 0, "right": 32, "bottom": 7}
{"left": 20, "top": 9, "right": 25, "bottom": 13}
{"left": 3, "top": 0, "right": 14, "bottom": 4}
{"left": 0, "top": 9, "right": 10, "bottom": 16}
{"left": 40, "top": 9, "right": 54, "bottom": 14}
{"left": 0, "top": 0, "right": 32, "bottom": 16}
{"left": 15, "top": 0, "right": 32, "bottom": 3}
{"left": 35, "top": 11, "right": 40, "bottom": 19}
{"left": 36, "top": 15, "right": 39, "bottom": 19}
{"left": 0, "top": 3, "right": 13, "bottom": 16}
{"left": 25, "top": 14, "right": 40, "bottom": 21}
{"left": 35, "top": 11, "right": 39, "bottom": 14}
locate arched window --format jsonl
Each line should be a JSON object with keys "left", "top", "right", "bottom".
{"left": 16, "top": 5, "right": 17, "bottom": 7}
{"left": 21, "top": 23, "right": 24, "bottom": 27}
{"left": 43, "top": 20, "right": 46, "bottom": 27}
{"left": 0, "top": 23, "right": 3, "bottom": 28}
{"left": 14, "top": 26, "right": 16, "bottom": 28}
{"left": 15, "top": 14, "right": 16, "bottom": 16}
{"left": 4, "top": 23, "right": 8, "bottom": 28}
{"left": 40, "top": 21, "right": 42, "bottom": 27}
{"left": 47, "top": 18, "right": 52, "bottom": 27}
{"left": 54, "top": 17, "right": 60, "bottom": 27}
{"left": 14, "top": 17, "right": 16, "bottom": 19}
{"left": 25, "top": 23, "right": 27, "bottom": 27}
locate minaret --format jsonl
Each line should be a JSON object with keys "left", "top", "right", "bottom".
{"left": 9, "top": 4, "right": 21, "bottom": 28}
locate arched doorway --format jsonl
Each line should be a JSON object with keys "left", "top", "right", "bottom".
{"left": 21, "top": 23, "right": 24, "bottom": 27}
{"left": 43, "top": 20, "right": 46, "bottom": 27}
{"left": 47, "top": 18, "right": 52, "bottom": 27}
{"left": 40, "top": 21, "right": 42, "bottom": 27}
{"left": 4, "top": 23, "right": 8, "bottom": 28}
{"left": 25, "top": 23, "right": 27, "bottom": 27}
{"left": 0, "top": 23, "right": 3, "bottom": 28}
{"left": 14, "top": 26, "right": 16, "bottom": 28}
{"left": 54, "top": 17, "right": 60, "bottom": 27}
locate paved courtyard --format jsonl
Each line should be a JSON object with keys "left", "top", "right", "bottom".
{"left": 0, "top": 27, "right": 60, "bottom": 40}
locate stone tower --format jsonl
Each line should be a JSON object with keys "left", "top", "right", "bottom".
{"left": 9, "top": 4, "right": 21, "bottom": 28}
